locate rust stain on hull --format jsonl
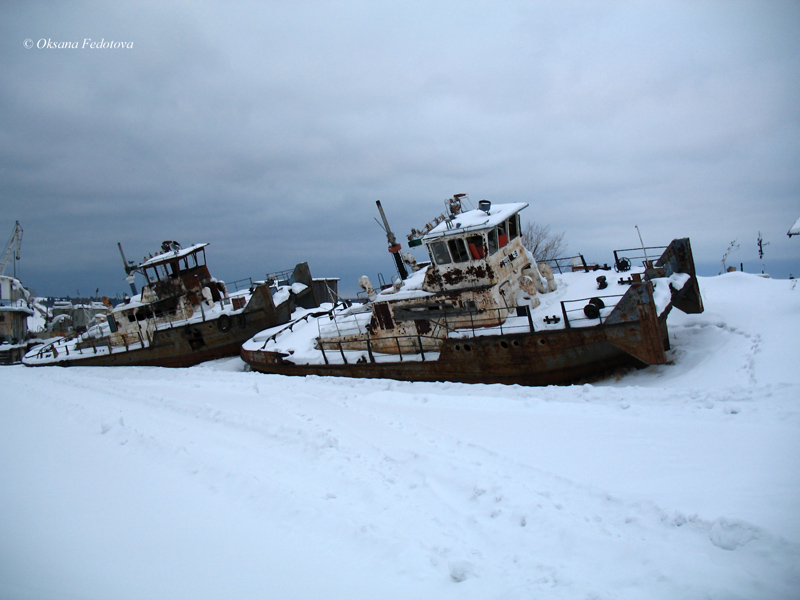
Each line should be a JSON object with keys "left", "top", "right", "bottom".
{"left": 57, "top": 312, "right": 270, "bottom": 368}
{"left": 242, "top": 314, "right": 671, "bottom": 387}
{"left": 26, "top": 273, "right": 312, "bottom": 368}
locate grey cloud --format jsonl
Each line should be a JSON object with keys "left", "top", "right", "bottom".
{"left": 2, "top": 1, "right": 799, "bottom": 297}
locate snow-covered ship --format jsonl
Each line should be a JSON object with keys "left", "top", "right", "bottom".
{"left": 241, "top": 195, "right": 704, "bottom": 386}
{"left": 24, "top": 241, "right": 317, "bottom": 368}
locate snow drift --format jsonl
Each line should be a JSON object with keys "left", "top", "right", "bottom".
{"left": 1, "top": 273, "right": 799, "bottom": 599}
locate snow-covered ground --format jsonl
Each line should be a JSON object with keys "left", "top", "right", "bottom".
{"left": 2, "top": 273, "right": 799, "bottom": 600}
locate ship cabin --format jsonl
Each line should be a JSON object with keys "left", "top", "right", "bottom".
{"left": 137, "top": 242, "right": 218, "bottom": 299}
{"left": 420, "top": 201, "right": 529, "bottom": 295}
{"left": 139, "top": 242, "right": 229, "bottom": 305}
{"left": 113, "top": 242, "right": 227, "bottom": 329}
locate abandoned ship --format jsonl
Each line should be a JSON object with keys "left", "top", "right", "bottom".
{"left": 24, "top": 241, "right": 317, "bottom": 367}
{"left": 240, "top": 194, "right": 704, "bottom": 386}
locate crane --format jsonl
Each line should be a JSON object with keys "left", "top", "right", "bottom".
{"left": 0, "top": 221, "right": 23, "bottom": 277}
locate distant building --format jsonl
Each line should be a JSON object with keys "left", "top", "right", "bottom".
{"left": 0, "top": 275, "right": 34, "bottom": 364}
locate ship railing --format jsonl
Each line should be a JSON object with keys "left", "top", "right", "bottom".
{"left": 227, "top": 277, "right": 254, "bottom": 292}
{"left": 313, "top": 292, "right": 636, "bottom": 365}
{"left": 319, "top": 304, "right": 538, "bottom": 344}
{"left": 265, "top": 268, "right": 297, "bottom": 288}
{"left": 0, "top": 298, "right": 34, "bottom": 309}
{"left": 317, "top": 332, "right": 443, "bottom": 365}
{"left": 258, "top": 306, "right": 339, "bottom": 349}
{"left": 544, "top": 254, "right": 617, "bottom": 274}
{"left": 612, "top": 245, "right": 668, "bottom": 273}
{"left": 559, "top": 293, "right": 625, "bottom": 328}
{"left": 26, "top": 326, "right": 85, "bottom": 360}
{"left": 318, "top": 306, "right": 373, "bottom": 338}
{"left": 442, "top": 306, "right": 535, "bottom": 338}
{"left": 26, "top": 310, "right": 161, "bottom": 361}
{"left": 545, "top": 254, "right": 589, "bottom": 274}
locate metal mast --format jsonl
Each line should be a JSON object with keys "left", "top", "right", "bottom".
{"left": 376, "top": 201, "right": 408, "bottom": 281}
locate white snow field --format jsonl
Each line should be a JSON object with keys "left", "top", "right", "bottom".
{"left": 2, "top": 272, "right": 799, "bottom": 600}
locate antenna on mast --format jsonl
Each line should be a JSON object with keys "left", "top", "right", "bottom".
{"left": 635, "top": 225, "right": 649, "bottom": 263}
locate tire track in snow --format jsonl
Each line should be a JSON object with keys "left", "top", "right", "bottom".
{"left": 9, "top": 365, "right": 800, "bottom": 598}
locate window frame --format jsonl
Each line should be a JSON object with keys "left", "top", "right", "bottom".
{"left": 429, "top": 240, "right": 452, "bottom": 265}
{"left": 447, "top": 238, "right": 470, "bottom": 263}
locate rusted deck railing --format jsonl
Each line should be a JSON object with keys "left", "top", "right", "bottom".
{"left": 612, "top": 245, "right": 668, "bottom": 273}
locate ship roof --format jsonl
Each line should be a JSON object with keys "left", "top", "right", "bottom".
{"left": 789, "top": 216, "right": 800, "bottom": 237}
{"left": 138, "top": 243, "right": 209, "bottom": 269}
{"left": 423, "top": 202, "right": 528, "bottom": 241}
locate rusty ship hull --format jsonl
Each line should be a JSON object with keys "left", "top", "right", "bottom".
{"left": 241, "top": 273, "right": 694, "bottom": 387}
{"left": 35, "top": 285, "right": 286, "bottom": 368}
{"left": 241, "top": 310, "right": 670, "bottom": 387}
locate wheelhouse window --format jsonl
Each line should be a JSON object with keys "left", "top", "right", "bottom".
{"left": 182, "top": 252, "right": 199, "bottom": 270}
{"left": 487, "top": 228, "right": 499, "bottom": 255}
{"left": 447, "top": 238, "right": 470, "bottom": 263}
{"left": 466, "top": 235, "right": 485, "bottom": 259}
{"left": 497, "top": 221, "right": 508, "bottom": 248}
{"left": 508, "top": 214, "right": 519, "bottom": 240}
{"left": 429, "top": 241, "right": 451, "bottom": 265}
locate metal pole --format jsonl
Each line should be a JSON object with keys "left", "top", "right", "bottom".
{"left": 635, "top": 225, "right": 649, "bottom": 262}
{"left": 376, "top": 200, "right": 409, "bottom": 280}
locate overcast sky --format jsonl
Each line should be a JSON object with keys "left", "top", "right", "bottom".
{"left": 2, "top": 1, "right": 799, "bottom": 298}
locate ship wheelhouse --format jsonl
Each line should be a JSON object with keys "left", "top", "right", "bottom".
{"left": 110, "top": 242, "right": 228, "bottom": 332}
{"left": 420, "top": 202, "right": 528, "bottom": 294}
{"left": 137, "top": 243, "right": 214, "bottom": 299}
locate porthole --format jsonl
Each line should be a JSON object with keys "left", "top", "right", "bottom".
{"left": 500, "top": 341, "right": 509, "bottom": 349}
{"left": 454, "top": 344, "right": 461, "bottom": 351}
{"left": 538, "top": 338, "right": 546, "bottom": 346}
{"left": 512, "top": 340, "right": 521, "bottom": 347}
{"left": 463, "top": 344, "right": 472, "bottom": 352}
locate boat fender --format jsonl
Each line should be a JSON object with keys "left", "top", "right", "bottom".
{"left": 359, "top": 276, "right": 377, "bottom": 301}
{"left": 217, "top": 314, "right": 232, "bottom": 332}
{"left": 202, "top": 286, "right": 215, "bottom": 308}
{"left": 401, "top": 252, "right": 421, "bottom": 272}
{"left": 520, "top": 275, "right": 539, "bottom": 297}
{"left": 539, "top": 262, "right": 557, "bottom": 292}
{"left": 521, "top": 265, "right": 547, "bottom": 294}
